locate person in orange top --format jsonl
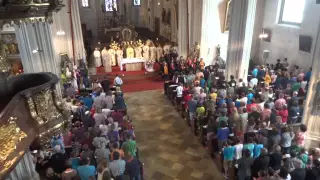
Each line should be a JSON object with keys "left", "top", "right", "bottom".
{"left": 264, "top": 71, "right": 271, "bottom": 86}
{"left": 199, "top": 58, "right": 205, "bottom": 70}
{"left": 163, "top": 62, "right": 169, "bottom": 81}
{"left": 110, "top": 142, "right": 124, "bottom": 161}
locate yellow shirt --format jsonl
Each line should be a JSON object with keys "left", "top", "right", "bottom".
{"left": 164, "top": 66, "right": 168, "bottom": 74}
{"left": 210, "top": 93, "right": 217, "bottom": 102}
{"left": 265, "top": 74, "right": 271, "bottom": 85}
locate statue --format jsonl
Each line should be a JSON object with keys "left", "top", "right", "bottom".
{"left": 193, "top": 42, "right": 200, "bottom": 58}
{"left": 0, "top": 40, "right": 11, "bottom": 73}
{"left": 216, "top": 44, "right": 221, "bottom": 57}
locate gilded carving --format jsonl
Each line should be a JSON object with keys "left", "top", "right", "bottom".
{"left": 29, "top": 89, "right": 61, "bottom": 124}
{"left": 0, "top": 117, "right": 27, "bottom": 175}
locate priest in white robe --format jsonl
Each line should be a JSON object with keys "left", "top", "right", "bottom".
{"left": 156, "top": 44, "right": 163, "bottom": 61}
{"left": 142, "top": 43, "right": 150, "bottom": 61}
{"left": 94, "top": 48, "right": 102, "bottom": 67}
{"left": 102, "top": 47, "right": 111, "bottom": 72}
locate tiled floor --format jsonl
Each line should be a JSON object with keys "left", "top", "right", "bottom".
{"left": 125, "top": 90, "right": 224, "bottom": 180}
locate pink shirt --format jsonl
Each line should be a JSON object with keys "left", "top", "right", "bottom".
{"left": 295, "top": 132, "right": 306, "bottom": 147}
{"left": 274, "top": 98, "right": 286, "bottom": 109}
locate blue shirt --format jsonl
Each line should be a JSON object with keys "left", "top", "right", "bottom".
{"left": 223, "top": 146, "right": 235, "bottom": 161}
{"left": 217, "top": 127, "right": 229, "bottom": 141}
{"left": 200, "top": 79, "right": 206, "bottom": 88}
{"left": 217, "top": 99, "right": 226, "bottom": 108}
{"left": 252, "top": 68, "right": 258, "bottom": 77}
{"left": 79, "top": 97, "right": 93, "bottom": 110}
{"left": 71, "top": 157, "right": 80, "bottom": 169}
{"left": 243, "top": 143, "right": 255, "bottom": 157}
{"left": 247, "top": 93, "right": 254, "bottom": 104}
{"left": 188, "top": 100, "right": 197, "bottom": 112}
{"left": 253, "top": 144, "right": 264, "bottom": 158}
{"left": 77, "top": 165, "right": 96, "bottom": 180}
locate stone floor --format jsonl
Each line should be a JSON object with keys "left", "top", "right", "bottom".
{"left": 125, "top": 90, "right": 224, "bottom": 180}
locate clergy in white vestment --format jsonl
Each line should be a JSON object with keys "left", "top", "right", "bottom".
{"left": 149, "top": 43, "right": 157, "bottom": 62}
{"left": 163, "top": 44, "right": 171, "bottom": 55}
{"left": 108, "top": 47, "right": 116, "bottom": 66}
{"left": 142, "top": 44, "right": 150, "bottom": 61}
{"left": 94, "top": 48, "right": 102, "bottom": 67}
{"left": 116, "top": 47, "right": 123, "bottom": 67}
{"left": 156, "top": 44, "right": 163, "bottom": 61}
{"left": 102, "top": 47, "right": 111, "bottom": 72}
{"left": 135, "top": 46, "right": 142, "bottom": 58}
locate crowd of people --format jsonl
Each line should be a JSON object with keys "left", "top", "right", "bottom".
{"left": 31, "top": 82, "right": 143, "bottom": 180}
{"left": 163, "top": 57, "right": 320, "bottom": 180}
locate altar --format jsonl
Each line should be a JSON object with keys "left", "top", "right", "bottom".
{"left": 120, "top": 58, "right": 146, "bottom": 71}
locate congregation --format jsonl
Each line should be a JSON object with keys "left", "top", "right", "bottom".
{"left": 163, "top": 56, "right": 319, "bottom": 180}
{"left": 30, "top": 80, "right": 142, "bottom": 180}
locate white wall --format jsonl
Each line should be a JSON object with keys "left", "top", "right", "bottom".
{"left": 254, "top": 0, "right": 320, "bottom": 70}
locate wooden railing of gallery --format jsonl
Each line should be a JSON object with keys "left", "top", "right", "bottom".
{"left": 0, "top": 72, "right": 67, "bottom": 179}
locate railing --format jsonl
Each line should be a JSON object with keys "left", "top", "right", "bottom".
{"left": 0, "top": 72, "right": 67, "bottom": 179}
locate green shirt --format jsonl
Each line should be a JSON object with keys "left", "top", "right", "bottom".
{"left": 122, "top": 140, "right": 137, "bottom": 157}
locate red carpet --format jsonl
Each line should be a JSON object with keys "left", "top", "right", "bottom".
{"left": 92, "top": 66, "right": 163, "bottom": 93}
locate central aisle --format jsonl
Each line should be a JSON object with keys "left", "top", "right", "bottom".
{"left": 125, "top": 90, "right": 224, "bottom": 180}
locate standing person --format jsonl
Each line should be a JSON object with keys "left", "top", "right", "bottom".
{"left": 188, "top": 96, "right": 197, "bottom": 124}
{"left": 280, "top": 127, "right": 295, "bottom": 154}
{"left": 114, "top": 74, "right": 123, "bottom": 87}
{"left": 251, "top": 148, "right": 270, "bottom": 178}
{"left": 97, "top": 159, "right": 111, "bottom": 180}
{"left": 125, "top": 153, "right": 142, "bottom": 180}
{"left": 77, "top": 157, "right": 96, "bottom": 180}
{"left": 176, "top": 82, "right": 183, "bottom": 109}
{"left": 237, "top": 149, "right": 254, "bottom": 180}
{"left": 114, "top": 93, "right": 126, "bottom": 110}
{"left": 109, "top": 151, "right": 126, "bottom": 180}
{"left": 61, "top": 160, "right": 78, "bottom": 180}
{"left": 268, "top": 145, "right": 282, "bottom": 172}
{"left": 110, "top": 143, "right": 124, "bottom": 161}
{"left": 122, "top": 134, "right": 137, "bottom": 157}
{"left": 222, "top": 140, "right": 235, "bottom": 178}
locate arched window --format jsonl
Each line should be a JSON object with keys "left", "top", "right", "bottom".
{"left": 279, "top": 0, "right": 306, "bottom": 25}
{"left": 105, "top": 0, "right": 117, "bottom": 12}
{"left": 82, "top": 0, "right": 89, "bottom": 7}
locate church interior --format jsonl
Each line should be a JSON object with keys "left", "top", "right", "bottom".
{"left": 0, "top": 0, "right": 320, "bottom": 179}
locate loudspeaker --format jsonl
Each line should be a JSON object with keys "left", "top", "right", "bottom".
{"left": 299, "top": 35, "right": 312, "bottom": 53}
{"left": 263, "top": 50, "right": 270, "bottom": 59}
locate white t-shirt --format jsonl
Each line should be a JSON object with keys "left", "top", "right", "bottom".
{"left": 176, "top": 86, "right": 183, "bottom": 97}
{"left": 194, "top": 87, "right": 201, "bottom": 95}
{"left": 234, "top": 144, "right": 243, "bottom": 160}
{"left": 250, "top": 78, "right": 258, "bottom": 87}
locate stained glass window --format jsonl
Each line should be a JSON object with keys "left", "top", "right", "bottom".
{"left": 82, "top": 0, "right": 89, "bottom": 7}
{"left": 105, "top": 0, "right": 117, "bottom": 12}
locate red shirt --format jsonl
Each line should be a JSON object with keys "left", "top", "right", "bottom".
{"left": 277, "top": 109, "right": 288, "bottom": 123}
{"left": 183, "top": 94, "right": 192, "bottom": 109}
{"left": 246, "top": 103, "right": 257, "bottom": 113}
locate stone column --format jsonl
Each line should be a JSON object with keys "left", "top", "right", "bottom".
{"left": 199, "top": 0, "right": 221, "bottom": 65}
{"left": 189, "top": 0, "right": 203, "bottom": 48}
{"left": 15, "top": 22, "right": 60, "bottom": 75}
{"left": 178, "top": 0, "right": 188, "bottom": 58}
{"left": 303, "top": 18, "right": 320, "bottom": 149}
{"left": 5, "top": 150, "right": 39, "bottom": 180}
{"left": 225, "top": 0, "right": 257, "bottom": 81}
